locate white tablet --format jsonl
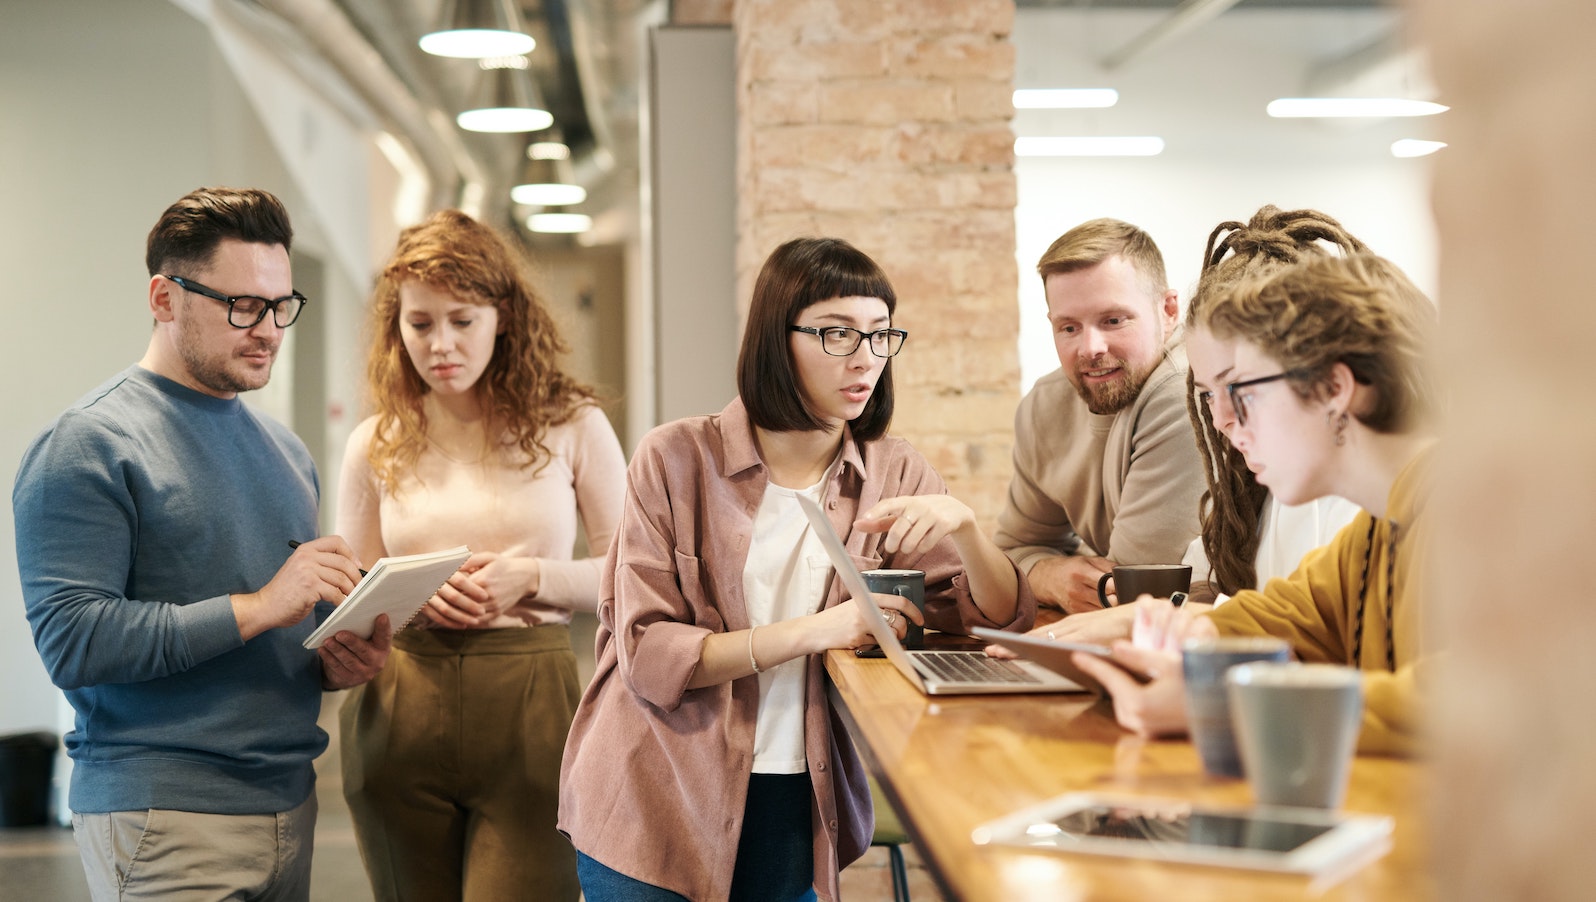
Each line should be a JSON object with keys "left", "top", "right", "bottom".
{"left": 971, "top": 792, "right": 1393, "bottom": 877}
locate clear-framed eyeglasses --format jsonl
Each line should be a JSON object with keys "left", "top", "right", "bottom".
{"left": 790, "top": 325, "right": 908, "bottom": 358}
{"left": 164, "top": 274, "right": 308, "bottom": 329}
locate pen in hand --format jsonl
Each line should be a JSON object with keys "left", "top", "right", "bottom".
{"left": 287, "top": 540, "right": 368, "bottom": 577}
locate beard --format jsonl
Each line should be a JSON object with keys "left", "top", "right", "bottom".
{"left": 1069, "top": 355, "right": 1157, "bottom": 415}
{"left": 178, "top": 305, "right": 277, "bottom": 395}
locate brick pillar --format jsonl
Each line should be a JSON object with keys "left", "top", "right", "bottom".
{"left": 733, "top": 0, "right": 1019, "bottom": 527}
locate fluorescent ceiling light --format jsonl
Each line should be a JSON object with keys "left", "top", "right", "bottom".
{"left": 457, "top": 107, "right": 553, "bottom": 133}
{"left": 1015, "top": 136, "right": 1164, "bottom": 157}
{"left": 1013, "top": 88, "right": 1119, "bottom": 109}
{"left": 527, "top": 213, "right": 592, "bottom": 234}
{"left": 528, "top": 142, "right": 570, "bottom": 160}
{"left": 1391, "top": 139, "right": 1447, "bottom": 158}
{"left": 458, "top": 62, "right": 550, "bottom": 133}
{"left": 420, "top": 29, "right": 535, "bottom": 59}
{"left": 511, "top": 183, "right": 587, "bottom": 206}
{"left": 1266, "top": 98, "right": 1449, "bottom": 118}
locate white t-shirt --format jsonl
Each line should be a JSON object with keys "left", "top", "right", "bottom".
{"left": 1183, "top": 495, "right": 1363, "bottom": 602}
{"left": 743, "top": 475, "right": 833, "bottom": 774}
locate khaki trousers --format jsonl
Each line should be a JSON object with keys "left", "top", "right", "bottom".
{"left": 73, "top": 793, "right": 317, "bottom": 902}
{"left": 340, "top": 625, "right": 581, "bottom": 902}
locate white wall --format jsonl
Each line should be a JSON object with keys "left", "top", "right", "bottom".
{"left": 648, "top": 26, "right": 738, "bottom": 423}
{"left": 0, "top": 0, "right": 376, "bottom": 736}
{"left": 1013, "top": 7, "right": 1439, "bottom": 391}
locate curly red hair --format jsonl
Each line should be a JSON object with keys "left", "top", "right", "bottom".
{"left": 363, "top": 209, "right": 596, "bottom": 492}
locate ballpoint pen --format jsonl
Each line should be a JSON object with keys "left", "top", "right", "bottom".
{"left": 287, "top": 540, "right": 368, "bottom": 577}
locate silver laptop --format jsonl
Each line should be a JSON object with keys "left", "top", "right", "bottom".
{"left": 797, "top": 494, "right": 1083, "bottom": 695}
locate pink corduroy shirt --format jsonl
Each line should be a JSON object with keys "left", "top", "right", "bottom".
{"left": 557, "top": 398, "right": 1036, "bottom": 902}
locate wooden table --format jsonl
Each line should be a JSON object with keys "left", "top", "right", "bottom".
{"left": 824, "top": 648, "right": 1431, "bottom": 901}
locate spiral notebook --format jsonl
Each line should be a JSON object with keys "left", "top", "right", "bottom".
{"left": 301, "top": 545, "right": 471, "bottom": 649}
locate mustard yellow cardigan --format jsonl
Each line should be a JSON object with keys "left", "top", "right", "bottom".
{"left": 1206, "top": 446, "right": 1433, "bottom": 756}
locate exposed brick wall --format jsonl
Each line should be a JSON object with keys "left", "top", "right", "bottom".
{"left": 670, "top": 0, "right": 733, "bottom": 26}
{"left": 733, "top": 0, "right": 1020, "bottom": 528}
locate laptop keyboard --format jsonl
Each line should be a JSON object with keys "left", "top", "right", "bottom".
{"left": 913, "top": 651, "right": 1041, "bottom": 684}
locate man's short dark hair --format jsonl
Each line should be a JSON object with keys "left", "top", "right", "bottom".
{"left": 737, "top": 237, "right": 897, "bottom": 442}
{"left": 145, "top": 187, "right": 293, "bottom": 276}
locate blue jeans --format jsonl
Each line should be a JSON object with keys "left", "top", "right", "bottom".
{"left": 578, "top": 773, "right": 818, "bottom": 902}
{"left": 576, "top": 853, "right": 689, "bottom": 902}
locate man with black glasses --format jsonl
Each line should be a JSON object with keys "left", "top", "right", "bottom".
{"left": 13, "top": 187, "right": 390, "bottom": 901}
{"left": 995, "top": 218, "right": 1206, "bottom": 615}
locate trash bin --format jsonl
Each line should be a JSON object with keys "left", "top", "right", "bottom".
{"left": 0, "top": 731, "right": 58, "bottom": 827}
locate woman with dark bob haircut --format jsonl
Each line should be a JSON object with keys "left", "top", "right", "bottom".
{"left": 559, "top": 237, "right": 1035, "bottom": 901}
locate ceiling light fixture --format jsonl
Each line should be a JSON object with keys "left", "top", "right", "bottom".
{"left": 528, "top": 142, "right": 570, "bottom": 160}
{"left": 512, "top": 154, "right": 586, "bottom": 205}
{"left": 1013, "top": 88, "right": 1119, "bottom": 109}
{"left": 1266, "top": 98, "right": 1449, "bottom": 118}
{"left": 527, "top": 213, "right": 592, "bottom": 234}
{"left": 457, "top": 59, "right": 552, "bottom": 133}
{"left": 1014, "top": 136, "right": 1165, "bottom": 157}
{"left": 1391, "top": 139, "right": 1447, "bottom": 158}
{"left": 420, "top": 0, "right": 535, "bottom": 59}
{"left": 514, "top": 183, "right": 587, "bottom": 205}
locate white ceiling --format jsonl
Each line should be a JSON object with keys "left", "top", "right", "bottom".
{"left": 1012, "top": 5, "right": 1431, "bottom": 164}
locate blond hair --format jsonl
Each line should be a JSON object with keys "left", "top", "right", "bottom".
{"left": 1036, "top": 218, "right": 1168, "bottom": 297}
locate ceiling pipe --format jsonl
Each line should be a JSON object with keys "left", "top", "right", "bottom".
{"left": 251, "top": 0, "right": 489, "bottom": 212}
{"left": 1304, "top": 31, "right": 1438, "bottom": 101}
{"left": 1100, "top": 0, "right": 1244, "bottom": 72}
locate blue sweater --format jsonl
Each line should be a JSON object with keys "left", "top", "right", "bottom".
{"left": 13, "top": 367, "right": 330, "bottom": 814}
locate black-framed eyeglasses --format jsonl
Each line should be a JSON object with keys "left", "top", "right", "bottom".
{"left": 790, "top": 325, "right": 908, "bottom": 358}
{"left": 1225, "top": 370, "right": 1310, "bottom": 427}
{"left": 164, "top": 274, "right": 308, "bottom": 329}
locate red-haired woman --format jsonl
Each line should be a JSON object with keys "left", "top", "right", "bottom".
{"left": 337, "top": 209, "right": 625, "bottom": 900}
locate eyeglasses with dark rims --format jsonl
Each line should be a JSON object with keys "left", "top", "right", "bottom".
{"left": 164, "top": 274, "right": 308, "bottom": 329}
{"left": 789, "top": 325, "right": 908, "bottom": 358}
{"left": 1224, "top": 370, "right": 1312, "bottom": 427}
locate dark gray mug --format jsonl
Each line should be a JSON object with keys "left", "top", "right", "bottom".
{"left": 862, "top": 569, "right": 925, "bottom": 648}
{"left": 1181, "top": 636, "right": 1291, "bottom": 778}
{"left": 1097, "top": 563, "right": 1192, "bottom": 607}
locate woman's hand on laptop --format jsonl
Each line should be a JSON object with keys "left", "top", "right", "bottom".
{"left": 811, "top": 592, "right": 924, "bottom": 650}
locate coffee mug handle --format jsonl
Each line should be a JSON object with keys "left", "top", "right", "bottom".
{"left": 1097, "top": 572, "right": 1114, "bottom": 607}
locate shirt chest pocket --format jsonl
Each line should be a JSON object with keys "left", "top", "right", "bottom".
{"left": 811, "top": 552, "right": 883, "bottom": 611}
{"left": 673, "top": 549, "right": 725, "bottom": 633}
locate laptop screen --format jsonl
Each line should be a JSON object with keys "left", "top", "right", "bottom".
{"left": 795, "top": 493, "right": 906, "bottom": 656}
